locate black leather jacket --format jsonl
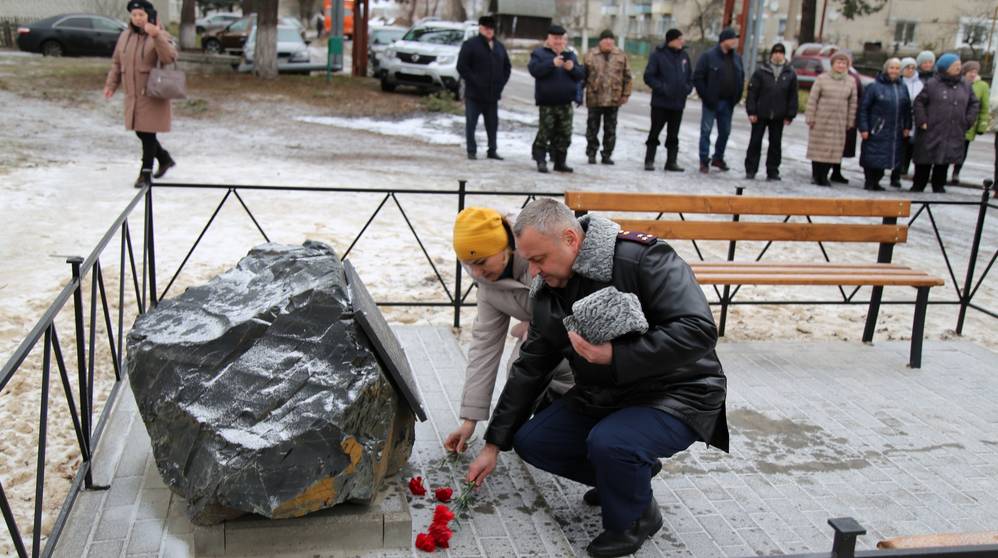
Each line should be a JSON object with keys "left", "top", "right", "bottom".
{"left": 484, "top": 217, "right": 729, "bottom": 452}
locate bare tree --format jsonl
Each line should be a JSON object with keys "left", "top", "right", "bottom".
{"left": 690, "top": 0, "right": 723, "bottom": 41}
{"left": 180, "top": 0, "right": 197, "bottom": 50}
{"left": 254, "top": 0, "right": 278, "bottom": 79}
{"left": 800, "top": 0, "right": 886, "bottom": 43}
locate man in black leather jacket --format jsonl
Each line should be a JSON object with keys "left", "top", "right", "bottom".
{"left": 466, "top": 198, "right": 728, "bottom": 558}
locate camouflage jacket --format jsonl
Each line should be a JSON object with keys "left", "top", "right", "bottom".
{"left": 583, "top": 47, "right": 632, "bottom": 108}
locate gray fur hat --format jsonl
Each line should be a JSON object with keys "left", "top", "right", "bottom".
{"left": 563, "top": 287, "right": 648, "bottom": 344}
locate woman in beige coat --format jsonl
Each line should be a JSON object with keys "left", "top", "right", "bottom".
{"left": 805, "top": 52, "right": 857, "bottom": 186}
{"left": 444, "top": 208, "right": 573, "bottom": 454}
{"left": 104, "top": 0, "right": 178, "bottom": 189}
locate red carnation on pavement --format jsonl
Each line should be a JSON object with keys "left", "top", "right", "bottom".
{"left": 429, "top": 523, "right": 453, "bottom": 548}
{"left": 434, "top": 487, "right": 453, "bottom": 503}
{"left": 408, "top": 476, "right": 427, "bottom": 496}
{"left": 433, "top": 504, "right": 455, "bottom": 523}
{"left": 415, "top": 532, "right": 436, "bottom": 552}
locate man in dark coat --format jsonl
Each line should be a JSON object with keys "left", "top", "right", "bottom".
{"left": 912, "top": 53, "right": 979, "bottom": 193}
{"left": 457, "top": 16, "right": 512, "bottom": 160}
{"left": 693, "top": 28, "right": 744, "bottom": 173}
{"left": 465, "top": 198, "right": 728, "bottom": 558}
{"left": 643, "top": 28, "right": 693, "bottom": 172}
{"left": 744, "top": 43, "right": 798, "bottom": 180}
{"left": 528, "top": 24, "right": 585, "bottom": 173}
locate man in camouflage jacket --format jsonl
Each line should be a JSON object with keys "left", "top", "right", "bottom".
{"left": 583, "top": 30, "right": 633, "bottom": 165}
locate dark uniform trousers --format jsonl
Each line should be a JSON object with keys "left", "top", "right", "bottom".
{"left": 586, "top": 106, "right": 619, "bottom": 158}
{"left": 533, "top": 104, "right": 574, "bottom": 161}
{"left": 465, "top": 98, "right": 499, "bottom": 156}
{"left": 513, "top": 398, "right": 697, "bottom": 531}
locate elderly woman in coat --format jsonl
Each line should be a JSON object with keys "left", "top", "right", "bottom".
{"left": 912, "top": 53, "right": 980, "bottom": 193}
{"left": 443, "top": 208, "right": 573, "bottom": 455}
{"left": 950, "top": 61, "right": 991, "bottom": 185}
{"left": 858, "top": 58, "right": 911, "bottom": 191}
{"left": 805, "top": 52, "right": 857, "bottom": 186}
{"left": 104, "top": 0, "right": 178, "bottom": 189}
{"left": 889, "top": 57, "right": 923, "bottom": 187}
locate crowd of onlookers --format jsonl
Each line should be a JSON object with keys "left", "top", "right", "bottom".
{"left": 455, "top": 17, "right": 992, "bottom": 194}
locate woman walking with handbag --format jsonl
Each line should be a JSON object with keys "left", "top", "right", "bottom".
{"left": 104, "top": 0, "right": 178, "bottom": 189}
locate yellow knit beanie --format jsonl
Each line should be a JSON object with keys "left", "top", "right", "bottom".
{"left": 453, "top": 207, "right": 508, "bottom": 261}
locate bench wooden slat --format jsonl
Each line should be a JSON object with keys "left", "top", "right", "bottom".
{"left": 691, "top": 267, "right": 924, "bottom": 276}
{"left": 691, "top": 262, "right": 913, "bottom": 270}
{"left": 617, "top": 220, "right": 908, "bottom": 243}
{"left": 567, "top": 192, "right": 911, "bottom": 218}
{"left": 693, "top": 273, "right": 945, "bottom": 287}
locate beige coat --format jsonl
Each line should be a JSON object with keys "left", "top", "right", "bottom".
{"left": 105, "top": 28, "right": 177, "bottom": 133}
{"left": 583, "top": 46, "right": 632, "bottom": 108}
{"left": 461, "top": 246, "right": 573, "bottom": 421}
{"left": 805, "top": 72, "right": 857, "bottom": 163}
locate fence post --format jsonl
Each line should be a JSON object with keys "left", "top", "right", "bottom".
{"left": 453, "top": 180, "right": 467, "bottom": 328}
{"left": 956, "top": 180, "right": 993, "bottom": 334}
{"left": 828, "top": 517, "right": 866, "bottom": 558}
{"left": 67, "top": 256, "right": 93, "bottom": 489}
{"left": 145, "top": 187, "right": 158, "bottom": 308}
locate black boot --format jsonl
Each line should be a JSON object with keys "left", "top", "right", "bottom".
{"left": 553, "top": 151, "right": 573, "bottom": 173}
{"left": 664, "top": 148, "right": 684, "bottom": 172}
{"left": 588, "top": 154, "right": 597, "bottom": 164}
{"left": 583, "top": 461, "right": 662, "bottom": 507}
{"left": 830, "top": 164, "right": 849, "bottom": 184}
{"left": 644, "top": 145, "right": 656, "bottom": 171}
{"left": 585, "top": 500, "right": 663, "bottom": 557}
{"left": 153, "top": 150, "right": 175, "bottom": 179}
{"left": 600, "top": 152, "right": 614, "bottom": 165}
{"left": 533, "top": 148, "right": 549, "bottom": 173}
{"left": 134, "top": 169, "right": 152, "bottom": 189}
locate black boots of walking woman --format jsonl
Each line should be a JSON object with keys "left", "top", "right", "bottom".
{"left": 134, "top": 131, "right": 175, "bottom": 188}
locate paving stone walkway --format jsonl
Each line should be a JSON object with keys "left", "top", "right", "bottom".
{"left": 53, "top": 327, "right": 998, "bottom": 557}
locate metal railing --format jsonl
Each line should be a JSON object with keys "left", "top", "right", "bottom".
{"left": 0, "top": 180, "right": 995, "bottom": 557}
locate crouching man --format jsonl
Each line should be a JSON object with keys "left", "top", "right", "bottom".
{"left": 465, "top": 198, "right": 729, "bottom": 558}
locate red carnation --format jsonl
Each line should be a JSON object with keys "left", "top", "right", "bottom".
{"left": 433, "top": 504, "right": 455, "bottom": 524}
{"left": 415, "top": 532, "right": 436, "bottom": 552}
{"left": 434, "top": 487, "right": 453, "bottom": 503}
{"left": 429, "top": 524, "right": 452, "bottom": 548}
{"left": 408, "top": 476, "right": 427, "bottom": 496}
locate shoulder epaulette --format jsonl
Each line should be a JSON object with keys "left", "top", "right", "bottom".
{"left": 617, "top": 230, "right": 657, "bottom": 246}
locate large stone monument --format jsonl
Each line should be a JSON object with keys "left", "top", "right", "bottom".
{"left": 126, "top": 241, "right": 422, "bottom": 525}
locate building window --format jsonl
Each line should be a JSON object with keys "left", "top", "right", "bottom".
{"left": 957, "top": 17, "right": 994, "bottom": 48}
{"left": 894, "top": 21, "right": 916, "bottom": 45}
{"left": 657, "top": 15, "right": 674, "bottom": 36}
{"left": 778, "top": 17, "right": 787, "bottom": 38}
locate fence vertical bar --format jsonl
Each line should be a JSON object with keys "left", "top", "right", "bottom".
{"left": 117, "top": 223, "right": 126, "bottom": 374}
{"left": 31, "top": 326, "right": 52, "bottom": 558}
{"left": 145, "top": 187, "right": 158, "bottom": 308}
{"left": 957, "top": 180, "right": 993, "bottom": 334}
{"left": 67, "top": 256, "right": 92, "bottom": 488}
{"left": 0, "top": 476, "right": 27, "bottom": 558}
{"left": 454, "top": 180, "right": 467, "bottom": 328}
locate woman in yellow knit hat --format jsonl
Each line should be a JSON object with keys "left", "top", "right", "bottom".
{"left": 445, "top": 207, "right": 573, "bottom": 454}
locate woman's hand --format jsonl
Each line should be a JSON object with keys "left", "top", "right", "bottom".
{"left": 861, "top": 131, "right": 869, "bottom": 140}
{"left": 144, "top": 22, "right": 160, "bottom": 38}
{"left": 103, "top": 86, "right": 114, "bottom": 99}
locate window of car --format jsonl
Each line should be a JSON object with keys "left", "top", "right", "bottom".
{"left": 93, "top": 17, "right": 124, "bottom": 32}
{"left": 371, "top": 28, "right": 404, "bottom": 45}
{"left": 56, "top": 17, "right": 93, "bottom": 29}
{"left": 402, "top": 26, "right": 465, "bottom": 45}
{"left": 228, "top": 18, "right": 251, "bottom": 32}
{"left": 277, "top": 27, "right": 301, "bottom": 42}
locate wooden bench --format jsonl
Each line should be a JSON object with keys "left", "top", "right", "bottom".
{"left": 565, "top": 191, "right": 945, "bottom": 368}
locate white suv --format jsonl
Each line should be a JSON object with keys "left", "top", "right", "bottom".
{"left": 379, "top": 21, "right": 477, "bottom": 99}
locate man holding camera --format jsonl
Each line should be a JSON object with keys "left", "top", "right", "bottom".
{"left": 528, "top": 25, "right": 585, "bottom": 173}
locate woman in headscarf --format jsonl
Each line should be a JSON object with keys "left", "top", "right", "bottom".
{"left": 805, "top": 52, "right": 857, "bottom": 186}
{"left": 912, "top": 53, "right": 980, "bottom": 193}
{"left": 104, "top": 0, "right": 178, "bottom": 189}
{"left": 858, "top": 58, "right": 911, "bottom": 191}
{"left": 949, "top": 61, "right": 991, "bottom": 185}
{"left": 830, "top": 53, "right": 864, "bottom": 184}
{"left": 889, "top": 57, "right": 922, "bottom": 187}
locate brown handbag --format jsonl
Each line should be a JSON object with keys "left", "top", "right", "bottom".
{"left": 146, "top": 59, "right": 187, "bottom": 100}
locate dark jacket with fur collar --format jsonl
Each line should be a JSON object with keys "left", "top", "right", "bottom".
{"left": 484, "top": 215, "right": 729, "bottom": 452}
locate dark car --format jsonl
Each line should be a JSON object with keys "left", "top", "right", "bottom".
{"left": 16, "top": 13, "right": 126, "bottom": 57}
{"left": 202, "top": 14, "right": 304, "bottom": 55}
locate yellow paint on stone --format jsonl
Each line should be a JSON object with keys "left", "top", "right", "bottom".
{"left": 271, "top": 476, "right": 337, "bottom": 519}
{"left": 341, "top": 436, "right": 363, "bottom": 475}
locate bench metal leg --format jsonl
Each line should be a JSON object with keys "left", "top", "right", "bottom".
{"left": 718, "top": 286, "right": 730, "bottom": 337}
{"left": 909, "top": 286, "right": 930, "bottom": 369}
{"left": 862, "top": 285, "right": 884, "bottom": 343}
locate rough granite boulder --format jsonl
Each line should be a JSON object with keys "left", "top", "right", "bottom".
{"left": 125, "top": 241, "right": 415, "bottom": 525}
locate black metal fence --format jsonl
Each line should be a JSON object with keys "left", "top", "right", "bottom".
{"left": 0, "top": 181, "right": 995, "bottom": 557}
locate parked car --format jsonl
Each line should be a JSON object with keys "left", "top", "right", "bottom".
{"left": 202, "top": 14, "right": 304, "bottom": 56}
{"left": 368, "top": 25, "right": 406, "bottom": 77}
{"left": 379, "top": 21, "right": 477, "bottom": 99}
{"left": 239, "top": 25, "right": 328, "bottom": 74}
{"left": 792, "top": 43, "right": 874, "bottom": 90}
{"left": 16, "top": 13, "right": 126, "bottom": 57}
{"left": 195, "top": 12, "right": 241, "bottom": 35}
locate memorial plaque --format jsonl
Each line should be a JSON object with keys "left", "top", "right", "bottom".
{"left": 344, "top": 260, "right": 428, "bottom": 422}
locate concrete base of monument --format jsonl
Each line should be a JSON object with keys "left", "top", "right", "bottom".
{"left": 193, "top": 478, "right": 411, "bottom": 557}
